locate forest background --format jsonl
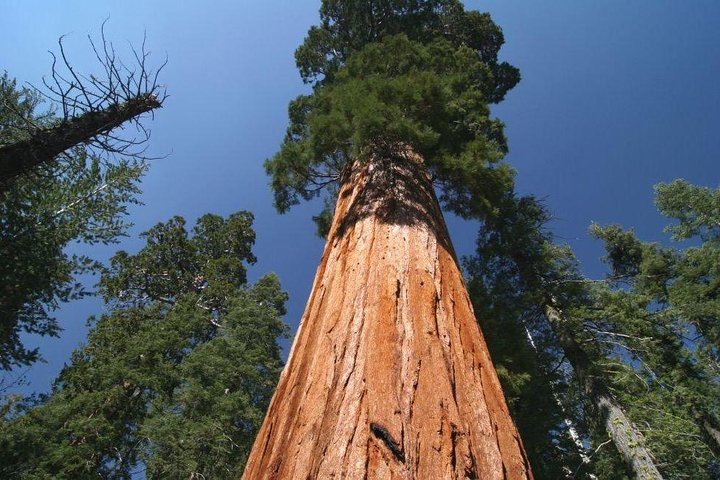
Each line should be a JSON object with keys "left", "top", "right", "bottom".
{"left": 1, "top": 2, "right": 719, "bottom": 475}
{"left": 4, "top": 0, "right": 717, "bottom": 397}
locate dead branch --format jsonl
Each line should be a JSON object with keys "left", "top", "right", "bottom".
{"left": 0, "top": 21, "right": 167, "bottom": 190}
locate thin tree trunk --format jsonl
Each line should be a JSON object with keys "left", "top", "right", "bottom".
{"left": 243, "top": 149, "right": 532, "bottom": 479}
{"left": 544, "top": 303, "right": 663, "bottom": 480}
{"left": 0, "top": 93, "right": 160, "bottom": 187}
{"left": 702, "top": 416, "right": 720, "bottom": 455}
{"left": 523, "top": 325, "right": 597, "bottom": 480}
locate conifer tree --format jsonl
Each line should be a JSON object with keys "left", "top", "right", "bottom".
{"left": 464, "top": 195, "right": 590, "bottom": 478}
{"left": 466, "top": 182, "right": 720, "bottom": 479}
{"left": 465, "top": 192, "right": 666, "bottom": 479}
{"left": 0, "top": 211, "right": 288, "bottom": 479}
{"left": 0, "top": 74, "right": 147, "bottom": 369}
{"left": 246, "top": 2, "right": 531, "bottom": 478}
{"left": 0, "top": 28, "right": 164, "bottom": 368}
{"left": 587, "top": 179, "right": 720, "bottom": 478}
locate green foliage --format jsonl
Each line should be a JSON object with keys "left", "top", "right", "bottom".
{"left": 466, "top": 183, "right": 720, "bottom": 478}
{"left": 0, "top": 212, "right": 288, "bottom": 479}
{"left": 99, "top": 211, "right": 256, "bottom": 310}
{"left": 141, "top": 275, "right": 286, "bottom": 478}
{"left": 0, "top": 73, "right": 145, "bottom": 369}
{"left": 266, "top": 0, "right": 518, "bottom": 225}
{"left": 654, "top": 179, "right": 720, "bottom": 361}
{"left": 655, "top": 179, "right": 720, "bottom": 241}
{"left": 587, "top": 183, "right": 720, "bottom": 478}
{"left": 465, "top": 194, "right": 591, "bottom": 478}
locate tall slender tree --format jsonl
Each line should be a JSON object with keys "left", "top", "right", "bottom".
{"left": 465, "top": 196, "right": 592, "bottom": 478}
{"left": 587, "top": 181, "right": 720, "bottom": 477}
{"left": 246, "top": 2, "right": 531, "bottom": 478}
{"left": 466, "top": 193, "right": 664, "bottom": 479}
{"left": 466, "top": 184, "right": 720, "bottom": 479}
{"left": 0, "top": 74, "right": 147, "bottom": 369}
{"left": 0, "top": 26, "right": 165, "bottom": 368}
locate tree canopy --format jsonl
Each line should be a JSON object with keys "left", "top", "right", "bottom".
{"left": 0, "top": 74, "right": 146, "bottom": 369}
{"left": 266, "top": 0, "right": 520, "bottom": 225}
{"left": 0, "top": 211, "right": 288, "bottom": 479}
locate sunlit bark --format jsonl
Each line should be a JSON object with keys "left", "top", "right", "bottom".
{"left": 243, "top": 149, "right": 532, "bottom": 479}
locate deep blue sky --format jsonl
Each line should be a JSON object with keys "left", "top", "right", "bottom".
{"left": 3, "top": 1, "right": 720, "bottom": 395}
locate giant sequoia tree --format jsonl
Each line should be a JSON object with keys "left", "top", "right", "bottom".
{"left": 245, "top": 2, "right": 531, "bottom": 478}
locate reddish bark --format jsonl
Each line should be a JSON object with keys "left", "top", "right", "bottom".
{"left": 243, "top": 149, "right": 532, "bottom": 479}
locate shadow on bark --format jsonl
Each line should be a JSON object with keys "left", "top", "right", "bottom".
{"left": 331, "top": 147, "right": 456, "bottom": 257}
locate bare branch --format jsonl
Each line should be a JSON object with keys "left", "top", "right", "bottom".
{"left": 0, "top": 22, "right": 167, "bottom": 190}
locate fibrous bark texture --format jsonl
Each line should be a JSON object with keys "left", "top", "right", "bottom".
{"left": 243, "top": 150, "right": 532, "bottom": 479}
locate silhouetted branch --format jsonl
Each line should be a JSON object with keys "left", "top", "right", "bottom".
{"left": 0, "top": 21, "right": 167, "bottom": 189}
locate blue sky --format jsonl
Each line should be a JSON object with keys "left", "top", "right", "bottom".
{"left": 2, "top": 1, "right": 720, "bottom": 395}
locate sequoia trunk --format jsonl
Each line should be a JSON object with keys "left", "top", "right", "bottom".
{"left": 243, "top": 149, "right": 532, "bottom": 479}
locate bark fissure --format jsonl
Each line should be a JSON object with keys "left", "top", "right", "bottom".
{"left": 407, "top": 359, "right": 421, "bottom": 425}
{"left": 370, "top": 422, "right": 405, "bottom": 462}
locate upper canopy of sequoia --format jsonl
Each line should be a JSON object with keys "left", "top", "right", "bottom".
{"left": 265, "top": 0, "right": 520, "bottom": 226}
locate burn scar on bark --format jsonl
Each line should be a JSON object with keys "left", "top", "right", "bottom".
{"left": 369, "top": 422, "right": 405, "bottom": 462}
